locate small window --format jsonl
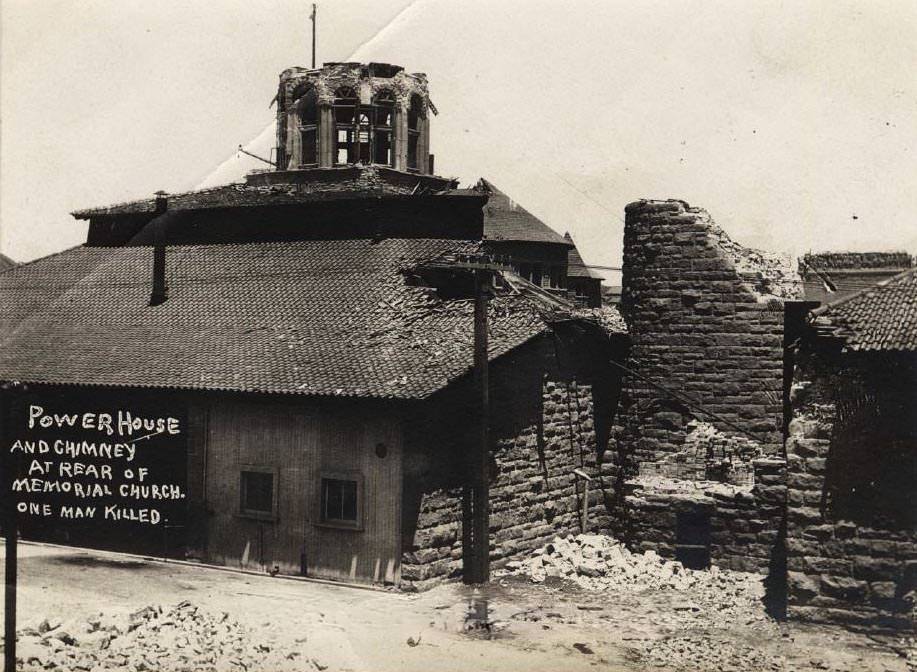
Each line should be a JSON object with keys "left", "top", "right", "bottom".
{"left": 239, "top": 466, "right": 278, "bottom": 520}
{"left": 317, "top": 472, "right": 363, "bottom": 529}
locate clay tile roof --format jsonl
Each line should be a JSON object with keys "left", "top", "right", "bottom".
{"left": 0, "top": 239, "right": 548, "bottom": 399}
{"left": 478, "top": 179, "right": 571, "bottom": 246}
{"left": 564, "top": 233, "right": 601, "bottom": 279}
{"left": 812, "top": 268, "right": 917, "bottom": 351}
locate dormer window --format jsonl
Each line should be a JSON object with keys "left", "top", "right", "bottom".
{"left": 295, "top": 86, "right": 318, "bottom": 166}
{"left": 334, "top": 87, "right": 358, "bottom": 165}
{"left": 373, "top": 90, "right": 395, "bottom": 166}
{"left": 407, "top": 94, "right": 424, "bottom": 171}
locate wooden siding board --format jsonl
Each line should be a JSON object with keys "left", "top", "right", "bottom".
{"left": 202, "top": 397, "right": 401, "bottom": 585}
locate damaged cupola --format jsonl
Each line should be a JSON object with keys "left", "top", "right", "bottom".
{"left": 273, "top": 62, "right": 433, "bottom": 174}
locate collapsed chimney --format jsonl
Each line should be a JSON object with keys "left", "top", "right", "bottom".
{"left": 149, "top": 191, "right": 169, "bottom": 306}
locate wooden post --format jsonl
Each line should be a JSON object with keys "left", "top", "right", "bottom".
{"left": 471, "top": 269, "right": 490, "bottom": 583}
{"left": 3, "top": 385, "right": 18, "bottom": 672}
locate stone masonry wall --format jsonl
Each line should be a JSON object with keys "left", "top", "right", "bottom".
{"left": 400, "top": 333, "right": 611, "bottom": 590}
{"left": 786, "top": 347, "right": 917, "bottom": 631}
{"left": 603, "top": 199, "right": 800, "bottom": 572}
{"left": 625, "top": 458, "right": 786, "bottom": 574}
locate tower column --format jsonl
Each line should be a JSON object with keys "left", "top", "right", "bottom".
{"left": 392, "top": 107, "right": 408, "bottom": 171}
{"left": 319, "top": 106, "right": 334, "bottom": 167}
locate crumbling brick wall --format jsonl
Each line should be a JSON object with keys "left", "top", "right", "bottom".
{"left": 786, "top": 345, "right": 917, "bottom": 631}
{"left": 400, "top": 334, "right": 612, "bottom": 590}
{"left": 602, "top": 199, "right": 800, "bottom": 572}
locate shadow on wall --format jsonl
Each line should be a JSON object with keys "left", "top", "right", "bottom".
{"left": 400, "top": 329, "right": 623, "bottom": 588}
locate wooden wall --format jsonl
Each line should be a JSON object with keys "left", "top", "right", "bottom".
{"left": 196, "top": 396, "right": 403, "bottom": 585}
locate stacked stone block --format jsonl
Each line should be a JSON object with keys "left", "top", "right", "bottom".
{"left": 401, "top": 380, "right": 603, "bottom": 590}
{"left": 625, "top": 458, "right": 786, "bottom": 573}
{"left": 785, "top": 364, "right": 917, "bottom": 631}
{"left": 606, "top": 199, "right": 799, "bottom": 570}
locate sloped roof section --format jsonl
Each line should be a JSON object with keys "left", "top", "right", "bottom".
{"left": 477, "top": 179, "right": 570, "bottom": 246}
{"left": 564, "top": 233, "right": 601, "bottom": 279}
{"left": 0, "top": 239, "right": 548, "bottom": 399}
{"left": 812, "top": 268, "right": 917, "bottom": 351}
{"left": 0, "top": 254, "right": 17, "bottom": 272}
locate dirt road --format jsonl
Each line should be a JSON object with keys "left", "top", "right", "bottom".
{"left": 1, "top": 541, "right": 912, "bottom": 671}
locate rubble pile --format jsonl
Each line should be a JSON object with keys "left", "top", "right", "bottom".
{"left": 503, "top": 534, "right": 763, "bottom": 607}
{"left": 633, "top": 634, "right": 784, "bottom": 672}
{"left": 15, "top": 601, "right": 322, "bottom": 672}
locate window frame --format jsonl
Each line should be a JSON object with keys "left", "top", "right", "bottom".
{"left": 295, "top": 87, "right": 319, "bottom": 168}
{"left": 315, "top": 470, "right": 364, "bottom": 531}
{"left": 333, "top": 87, "right": 359, "bottom": 166}
{"left": 372, "top": 90, "right": 395, "bottom": 167}
{"left": 406, "top": 94, "right": 425, "bottom": 171}
{"left": 238, "top": 465, "right": 279, "bottom": 521}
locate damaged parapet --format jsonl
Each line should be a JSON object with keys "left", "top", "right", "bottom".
{"left": 274, "top": 62, "right": 432, "bottom": 174}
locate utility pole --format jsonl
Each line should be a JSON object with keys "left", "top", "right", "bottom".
{"left": 3, "top": 383, "right": 19, "bottom": 672}
{"left": 417, "top": 255, "right": 501, "bottom": 585}
{"left": 471, "top": 269, "right": 490, "bottom": 583}
{"left": 310, "top": 4, "right": 317, "bottom": 69}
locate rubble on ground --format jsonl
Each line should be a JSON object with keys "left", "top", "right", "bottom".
{"left": 503, "top": 534, "right": 761, "bottom": 597}
{"left": 15, "top": 601, "right": 325, "bottom": 672}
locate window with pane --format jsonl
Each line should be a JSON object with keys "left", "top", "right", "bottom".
{"left": 239, "top": 467, "right": 277, "bottom": 520}
{"left": 318, "top": 472, "right": 363, "bottom": 529}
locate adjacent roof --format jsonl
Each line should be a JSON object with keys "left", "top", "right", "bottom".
{"left": 811, "top": 268, "right": 917, "bottom": 352}
{"left": 564, "top": 233, "right": 602, "bottom": 279}
{"left": 0, "top": 239, "right": 550, "bottom": 399}
{"left": 801, "top": 251, "right": 912, "bottom": 271}
{"left": 477, "top": 179, "right": 570, "bottom": 246}
{"left": 0, "top": 254, "right": 17, "bottom": 272}
{"left": 71, "top": 166, "right": 460, "bottom": 219}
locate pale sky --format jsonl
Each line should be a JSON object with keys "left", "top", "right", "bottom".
{"left": 3, "top": 0, "right": 916, "bottom": 283}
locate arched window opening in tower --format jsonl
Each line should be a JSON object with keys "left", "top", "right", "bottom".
{"left": 373, "top": 90, "right": 395, "bottom": 166}
{"left": 333, "top": 87, "right": 358, "bottom": 165}
{"left": 296, "top": 87, "right": 319, "bottom": 166}
{"left": 356, "top": 109, "right": 372, "bottom": 164}
{"left": 407, "top": 94, "right": 425, "bottom": 171}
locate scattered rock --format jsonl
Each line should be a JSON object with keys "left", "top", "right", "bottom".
{"left": 16, "top": 601, "right": 315, "bottom": 672}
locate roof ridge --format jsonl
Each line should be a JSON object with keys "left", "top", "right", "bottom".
{"left": 0, "top": 244, "right": 87, "bottom": 275}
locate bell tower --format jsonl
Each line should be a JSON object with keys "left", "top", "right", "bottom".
{"left": 274, "top": 62, "right": 432, "bottom": 174}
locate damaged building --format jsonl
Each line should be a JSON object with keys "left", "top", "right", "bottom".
{"left": 0, "top": 61, "right": 619, "bottom": 589}
{"left": 596, "top": 199, "right": 915, "bottom": 631}
{"left": 603, "top": 199, "right": 799, "bottom": 575}
{"left": 786, "top": 269, "right": 917, "bottom": 630}
{"left": 1, "top": 58, "right": 913, "bottom": 634}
